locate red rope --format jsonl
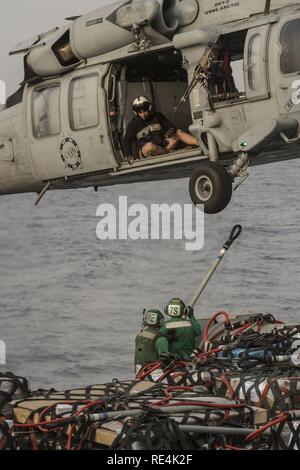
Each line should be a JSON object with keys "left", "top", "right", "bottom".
{"left": 245, "top": 414, "right": 287, "bottom": 442}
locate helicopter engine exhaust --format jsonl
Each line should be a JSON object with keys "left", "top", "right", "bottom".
{"left": 24, "top": 0, "right": 184, "bottom": 79}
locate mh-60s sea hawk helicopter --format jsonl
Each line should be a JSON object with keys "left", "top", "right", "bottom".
{"left": 1, "top": 0, "right": 300, "bottom": 213}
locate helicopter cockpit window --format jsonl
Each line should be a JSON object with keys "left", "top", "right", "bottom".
{"left": 69, "top": 75, "right": 99, "bottom": 131}
{"left": 280, "top": 19, "right": 300, "bottom": 75}
{"left": 32, "top": 85, "right": 61, "bottom": 138}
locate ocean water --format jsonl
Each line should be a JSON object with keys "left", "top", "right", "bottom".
{"left": 1, "top": 159, "right": 300, "bottom": 391}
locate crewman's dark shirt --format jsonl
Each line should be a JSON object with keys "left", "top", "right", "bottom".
{"left": 123, "top": 112, "right": 176, "bottom": 158}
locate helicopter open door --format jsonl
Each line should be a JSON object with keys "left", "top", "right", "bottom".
{"left": 106, "top": 49, "right": 194, "bottom": 164}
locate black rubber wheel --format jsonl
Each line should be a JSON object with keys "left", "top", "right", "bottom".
{"left": 189, "top": 162, "right": 233, "bottom": 214}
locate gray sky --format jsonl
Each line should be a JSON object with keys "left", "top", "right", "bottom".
{"left": 0, "top": 0, "right": 113, "bottom": 96}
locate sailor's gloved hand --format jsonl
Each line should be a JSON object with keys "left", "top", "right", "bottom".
{"left": 185, "top": 306, "right": 194, "bottom": 318}
{"left": 165, "top": 128, "right": 176, "bottom": 139}
{"left": 159, "top": 352, "right": 176, "bottom": 366}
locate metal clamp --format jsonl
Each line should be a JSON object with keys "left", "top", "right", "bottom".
{"left": 280, "top": 131, "right": 300, "bottom": 144}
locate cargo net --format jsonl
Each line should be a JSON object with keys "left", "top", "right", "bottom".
{"left": 271, "top": 415, "right": 300, "bottom": 450}
{"left": 0, "top": 417, "right": 15, "bottom": 450}
{"left": 9, "top": 381, "right": 274, "bottom": 450}
{"left": 206, "top": 322, "right": 300, "bottom": 417}
{"left": 111, "top": 411, "right": 264, "bottom": 451}
{"left": 130, "top": 318, "right": 300, "bottom": 448}
{"left": 136, "top": 321, "right": 300, "bottom": 410}
{"left": 0, "top": 372, "right": 29, "bottom": 450}
{"left": 2, "top": 377, "right": 300, "bottom": 450}
{"left": 2, "top": 315, "right": 300, "bottom": 450}
{"left": 0, "top": 372, "right": 29, "bottom": 418}
{"left": 216, "top": 369, "right": 300, "bottom": 415}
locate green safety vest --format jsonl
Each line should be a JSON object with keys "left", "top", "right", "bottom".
{"left": 134, "top": 327, "right": 167, "bottom": 366}
{"left": 159, "top": 317, "right": 202, "bottom": 360}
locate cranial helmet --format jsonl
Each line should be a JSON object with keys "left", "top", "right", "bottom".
{"left": 144, "top": 309, "right": 164, "bottom": 327}
{"left": 132, "top": 96, "right": 153, "bottom": 115}
{"left": 165, "top": 298, "right": 186, "bottom": 317}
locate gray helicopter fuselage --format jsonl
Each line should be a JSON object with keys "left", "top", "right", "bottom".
{"left": 1, "top": 0, "right": 300, "bottom": 203}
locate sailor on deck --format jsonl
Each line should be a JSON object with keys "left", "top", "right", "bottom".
{"left": 159, "top": 298, "right": 202, "bottom": 360}
{"left": 134, "top": 309, "right": 168, "bottom": 371}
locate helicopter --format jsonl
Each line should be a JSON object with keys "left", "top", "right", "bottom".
{"left": 0, "top": 0, "right": 300, "bottom": 213}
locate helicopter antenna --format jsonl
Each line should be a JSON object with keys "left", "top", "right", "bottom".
{"left": 264, "top": 0, "right": 271, "bottom": 14}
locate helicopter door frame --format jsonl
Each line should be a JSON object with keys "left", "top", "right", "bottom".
{"left": 106, "top": 63, "right": 127, "bottom": 163}
{"left": 244, "top": 24, "right": 271, "bottom": 102}
{"left": 275, "top": 13, "right": 300, "bottom": 116}
{"left": 106, "top": 48, "right": 194, "bottom": 165}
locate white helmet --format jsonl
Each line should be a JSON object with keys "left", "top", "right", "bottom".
{"left": 132, "top": 96, "right": 153, "bottom": 115}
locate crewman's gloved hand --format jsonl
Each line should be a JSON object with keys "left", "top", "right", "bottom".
{"left": 185, "top": 306, "right": 194, "bottom": 318}
{"left": 159, "top": 352, "right": 176, "bottom": 366}
{"left": 127, "top": 156, "right": 134, "bottom": 165}
{"left": 165, "top": 128, "right": 176, "bottom": 139}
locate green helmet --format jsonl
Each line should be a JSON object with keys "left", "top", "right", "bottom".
{"left": 165, "top": 298, "right": 186, "bottom": 317}
{"left": 143, "top": 309, "right": 164, "bottom": 327}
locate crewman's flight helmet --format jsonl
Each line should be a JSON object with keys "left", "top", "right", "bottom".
{"left": 143, "top": 309, "right": 164, "bottom": 327}
{"left": 133, "top": 96, "right": 153, "bottom": 115}
{"left": 165, "top": 298, "right": 186, "bottom": 317}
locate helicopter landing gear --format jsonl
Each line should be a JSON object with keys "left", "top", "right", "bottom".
{"left": 229, "top": 152, "right": 251, "bottom": 192}
{"left": 189, "top": 162, "right": 233, "bottom": 214}
{"left": 228, "top": 152, "right": 250, "bottom": 178}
